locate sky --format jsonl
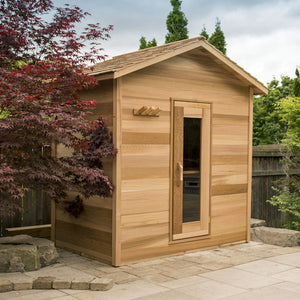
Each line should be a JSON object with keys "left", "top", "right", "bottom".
{"left": 53, "top": 0, "right": 300, "bottom": 85}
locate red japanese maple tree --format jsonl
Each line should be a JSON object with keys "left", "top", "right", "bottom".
{"left": 0, "top": 0, "right": 116, "bottom": 217}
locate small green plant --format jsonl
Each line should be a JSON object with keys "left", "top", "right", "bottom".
{"left": 267, "top": 80, "right": 300, "bottom": 230}
{"left": 269, "top": 161, "right": 300, "bottom": 230}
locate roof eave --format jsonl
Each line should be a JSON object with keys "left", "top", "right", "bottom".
{"left": 94, "top": 72, "right": 115, "bottom": 81}
{"left": 253, "top": 86, "right": 268, "bottom": 95}
{"left": 199, "top": 42, "right": 268, "bottom": 95}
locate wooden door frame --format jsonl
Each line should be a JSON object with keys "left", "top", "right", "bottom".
{"left": 169, "top": 98, "right": 212, "bottom": 243}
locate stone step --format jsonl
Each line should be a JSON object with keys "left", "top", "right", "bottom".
{"left": 0, "top": 235, "right": 58, "bottom": 272}
{"left": 251, "top": 218, "right": 267, "bottom": 228}
{"left": 251, "top": 226, "right": 300, "bottom": 247}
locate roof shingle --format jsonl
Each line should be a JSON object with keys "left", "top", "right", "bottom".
{"left": 86, "top": 36, "right": 267, "bottom": 95}
{"left": 87, "top": 37, "right": 204, "bottom": 76}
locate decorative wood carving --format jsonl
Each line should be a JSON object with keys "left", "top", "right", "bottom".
{"left": 133, "top": 106, "right": 161, "bottom": 117}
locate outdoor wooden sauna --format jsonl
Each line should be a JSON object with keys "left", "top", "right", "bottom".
{"left": 53, "top": 37, "right": 268, "bottom": 266}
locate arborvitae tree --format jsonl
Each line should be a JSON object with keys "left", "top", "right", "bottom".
{"left": 139, "top": 36, "right": 157, "bottom": 50}
{"left": 200, "top": 25, "right": 209, "bottom": 40}
{"left": 148, "top": 38, "right": 157, "bottom": 48}
{"left": 165, "top": 0, "right": 188, "bottom": 43}
{"left": 139, "top": 36, "right": 147, "bottom": 50}
{"left": 293, "top": 68, "right": 300, "bottom": 97}
{"left": 208, "top": 18, "right": 226, "bottom": 54}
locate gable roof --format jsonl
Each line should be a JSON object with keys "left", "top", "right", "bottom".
{"left": 88, "top": 37, "right": 267, "bottom": 95}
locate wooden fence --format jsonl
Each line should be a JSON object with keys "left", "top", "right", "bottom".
{"left": 0, "top": 190, "right": 50, "bottom": 236}
{"left": 0, "top": 144, "right": 296, "bottom": 236}
{"left": 251, "top": 144, "right": 288, "bottom": 227}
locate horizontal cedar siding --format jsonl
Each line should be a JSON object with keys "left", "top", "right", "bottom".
{"left": 55, "top": 79, "right": 114, "bottom": 263}
{"left": 119, "top": 50, "right": 250, "bottom": 264}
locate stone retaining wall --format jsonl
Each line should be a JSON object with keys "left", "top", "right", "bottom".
{"left": 251, "top": 226, "right": 300, "bottom": 247}
{"left": 0, "top": 235, "right": 58, "bottom": 272}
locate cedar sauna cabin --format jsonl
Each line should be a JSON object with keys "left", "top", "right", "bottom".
{"left": 53, "top": 37, "right": 268, "bottom": 266}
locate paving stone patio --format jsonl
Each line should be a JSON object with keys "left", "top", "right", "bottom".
{"left": 0, "top": 241, "right": 299, "bottom": 299}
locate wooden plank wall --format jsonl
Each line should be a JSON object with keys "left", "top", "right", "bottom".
{"left": 55, "top": 80, "right": 114, "bottom": 264}
{"left": 119, "top": 49, "right": 250, "bottom": 264}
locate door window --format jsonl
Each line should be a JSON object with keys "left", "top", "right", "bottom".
{"left": 172, "top": 101, "right": 211, "bottom": 240}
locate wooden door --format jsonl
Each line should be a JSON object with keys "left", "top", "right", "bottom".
{"left": 172, "top": 101, "right": 211, "bottom": 240}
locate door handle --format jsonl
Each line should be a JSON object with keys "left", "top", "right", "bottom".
{"left": 176, "top": 162, "right": 183, "bottom": 187}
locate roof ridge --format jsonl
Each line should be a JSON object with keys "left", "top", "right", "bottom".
{"left": 112, "top": 36, "right": 205, "bottom": 60}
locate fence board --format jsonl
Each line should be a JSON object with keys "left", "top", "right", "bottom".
{"left": 0, "top": 190, "right": 50, "bottom": 237}
{"left": 251, "top": 144, "right": 287, "bottom": 227}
